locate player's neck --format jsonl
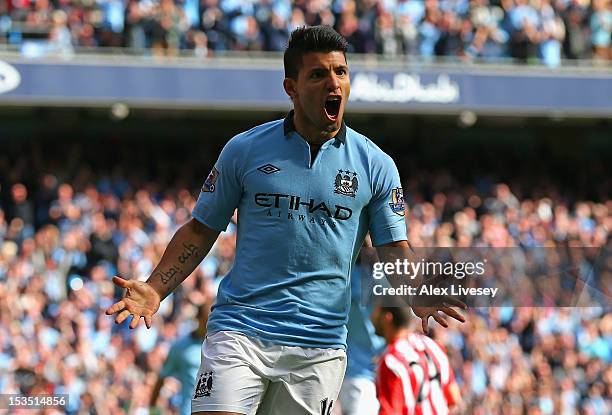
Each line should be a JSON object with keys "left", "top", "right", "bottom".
{"left": 387, "top": 327, "right": 410, "bottom": 344}
{"left": 292, "top": 112, "right": 339, "bottom": 146}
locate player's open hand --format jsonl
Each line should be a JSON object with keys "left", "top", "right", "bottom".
{"left": 411, "top": 273, "right": 468, "bottom": 334}
{"left": 105, "top": 276, "right": 161, "bottom": 329}
{"left": 412, "top": 301, "right": 467, "bottom": 334}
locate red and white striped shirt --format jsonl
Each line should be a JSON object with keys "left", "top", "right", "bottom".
{"left": 376, "top": 333, "right": 459, "bottom": 415}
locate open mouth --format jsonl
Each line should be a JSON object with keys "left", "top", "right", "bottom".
{"left": 324, "top": 96, "right": 341, "bottom": 120}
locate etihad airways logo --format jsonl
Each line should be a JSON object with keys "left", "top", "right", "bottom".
{"left": 255, "top": 193, "right": 352, "bottom": 221}
{"left": 0, "top": 61, "right": 21, "bottom": 95}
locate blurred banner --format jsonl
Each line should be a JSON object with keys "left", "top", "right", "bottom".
{"left": 0, "top": 54, "right": 611, "bottom": 117}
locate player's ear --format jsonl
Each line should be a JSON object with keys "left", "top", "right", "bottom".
{"left": 283, "top": 77, "right": 297, "bottom": 101}
{"left": 384, "top": 311, "right": 394, "bottom": 325}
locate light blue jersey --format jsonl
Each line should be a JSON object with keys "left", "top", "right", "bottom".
{"left": 193, "top": 112, "right": 407, "bottom": 348}
{"left": 345, "top": 266, "right": 386, "bottom": 381}
{"left": 160, "top": 334, "right": 202, "bottom": 415}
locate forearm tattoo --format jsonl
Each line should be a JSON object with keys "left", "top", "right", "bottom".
{"left": 154, "top": 265, "right": 183, "bottom": 286}
{"left": 154, "top": 243, "right": 201, "bottom": 288}
{"left": 178, "top": 243, "right": 200, "bottom": 264}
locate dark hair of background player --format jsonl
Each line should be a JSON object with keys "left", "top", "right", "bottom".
{"left": 380, "top": 305, "right": 413, "bottom": 328}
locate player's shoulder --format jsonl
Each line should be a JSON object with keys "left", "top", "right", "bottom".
{"left": 381, "top": 340, "right": 418, "bottom": 367}
{"left": 419, "top": 333, "right": 449, "bottom": 355}
{"left": 218, "top": 118, "right": 283, "bottom": 162}
{"left": 229, "top": 118, "right": 284, "bottom": 146}
{"left": 346, "top": 126, "right": 395, "bottom": 166}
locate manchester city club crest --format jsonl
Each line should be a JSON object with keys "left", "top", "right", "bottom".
{"left": 202, "top": 167, "right": 219, "bottom": 193}
{"left": 389, "top": 187, "right": 405, "bottom": 216}
{"left": 193, "top": 371, "right": 214, "bottom": 398}
{"left": 334, "top": 170, "right": 358, "bottom": 197}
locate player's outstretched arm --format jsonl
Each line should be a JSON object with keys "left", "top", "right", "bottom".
{"left": 105, "top": 217, "right": 220, "bottom": 329}
{"left": 375, "top": 240, "right": 467, "bottom": 334}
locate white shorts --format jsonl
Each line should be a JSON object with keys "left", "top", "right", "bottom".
{"left": 338, "top": 377, "right": 379, "bottom": 415}
{"left": 192, "top": 331, "right": 347, "bottom": 415}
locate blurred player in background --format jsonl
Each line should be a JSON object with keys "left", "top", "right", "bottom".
{"left": 339, "top": 236, "right": 384, "bottom": 415}
{"left": 372, "top": 304, "right": 461, "bottom": 415}
{"left": 106, "top": 25, "right": 464, "bottom": 415}
{"left": 150, "top": 299, "right": 211, "bottom": 415}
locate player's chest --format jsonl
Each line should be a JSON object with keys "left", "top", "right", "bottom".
{"left": 242, "top": 154, "right": 370, "bottom": 219}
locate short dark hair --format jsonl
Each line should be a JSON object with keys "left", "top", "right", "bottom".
{"left": 381, "top": 305, "right": 413, "bottom": 328}
{"left": 284, "top": 25, "right": 349, "bottom": 79}
{"left": 374, "top": 294, "right": 413, "bottom": 328}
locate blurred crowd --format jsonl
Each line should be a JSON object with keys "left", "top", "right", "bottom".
{"left": 0, "top": 135, "right": 610, "bottom": 414}
{"left": 437, "top": 308, "right": 611, "bottom": 414}
{"left": 0, "top": 0, "right": 610, "bottom": 64}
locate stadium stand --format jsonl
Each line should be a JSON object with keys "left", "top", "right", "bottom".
{"left": 0, "top": 0, "right": 610, "bottom": 65}
{"left": 0, "top": 0, "right": 609, "bottom": 408}
{"left": 0, "top": 122, "right": 609, "bottom": 413}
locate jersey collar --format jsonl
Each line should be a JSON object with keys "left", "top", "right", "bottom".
{"left": 283, "top": 110, "right": 346, "bottom": 144}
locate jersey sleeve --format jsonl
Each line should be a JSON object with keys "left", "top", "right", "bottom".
{"left": 439, "top": 345, "right": 460, "bottom": 407}
{"left": 192, "top": 136, "right": 246, "bottom": 232}
{"left": 424, "top": 337, "right": 461, "bottom": 408}
{"left": 367, "top": 152, "right": 408, "bottom": 246}
{"left": 377, "top": 353, "right": 416, "bottom": 415}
